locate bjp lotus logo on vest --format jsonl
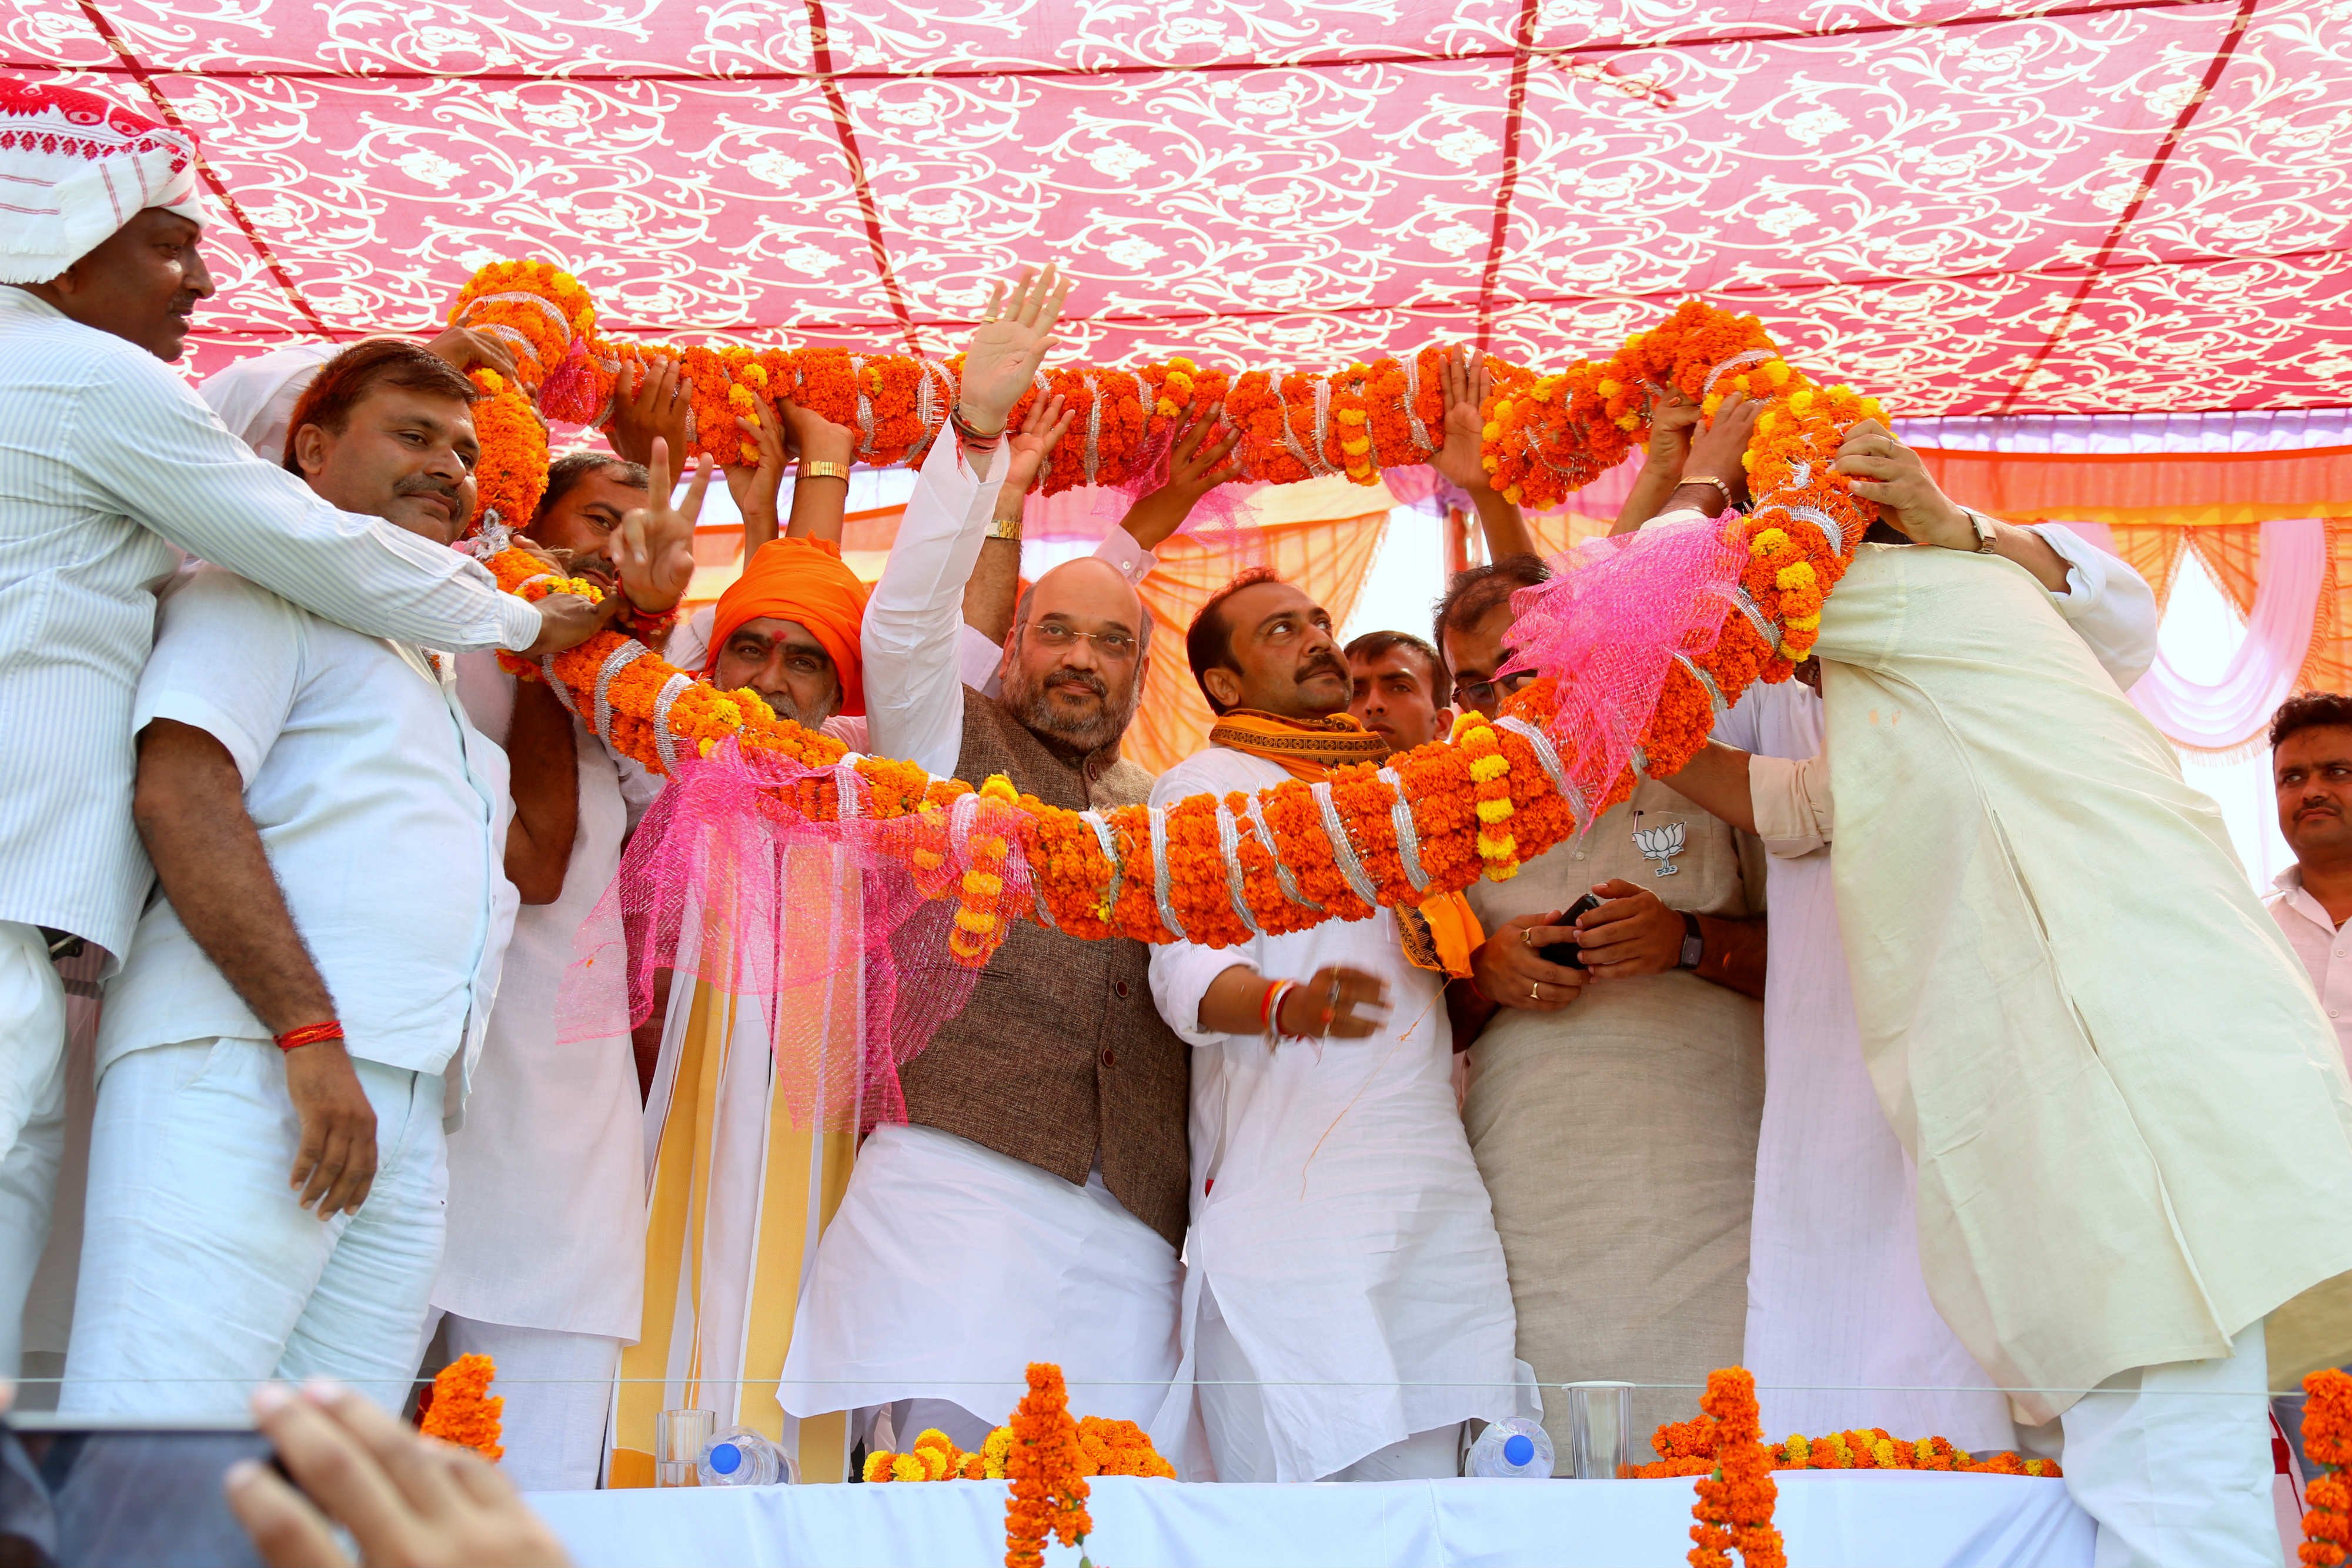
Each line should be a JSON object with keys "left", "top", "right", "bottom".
{"left": 1632, "top": 821, "right": 1687, "bottom": 877}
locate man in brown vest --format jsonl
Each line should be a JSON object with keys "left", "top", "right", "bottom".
{"left": 777, "top": 265, "right": 1191, "bottom": 1457}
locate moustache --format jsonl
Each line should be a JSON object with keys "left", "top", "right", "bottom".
{"left": 396, "top": 477, "right": 463, "bottom": 510}
{"left": 1299, "top": 654, "right": 1345, "bottom": 683}
{"left": 1046, "top": 669, "right": 1108, "bottom": 699}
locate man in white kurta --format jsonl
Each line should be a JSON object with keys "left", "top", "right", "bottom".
{"left": 1145, "top": 571, "right": 1521, "bottom": 1482}
{"left": 1657, "top": 472, "right": 2352, "bottom": 1560}
{"left": 1713, "top": 519, "right": 2159, "bottom": 1451}
{"left": 0, "top": 79, "right": 585, "bottom": 1373}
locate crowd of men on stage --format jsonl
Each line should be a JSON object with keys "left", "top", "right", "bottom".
{"left": 8, "top": 76, "right": 2352, "bottom": 1568}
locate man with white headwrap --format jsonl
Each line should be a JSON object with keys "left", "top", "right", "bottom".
{"left": 0, "top": 76, "right": 605, "bottom": 1373}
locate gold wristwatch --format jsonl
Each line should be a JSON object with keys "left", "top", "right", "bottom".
{"left": 1961, "top": 507, "right": 1997, "bottom": 553}
{"left": 799, "top": 461, "right": 851, "bottom": 483}
{"left": 985, "top": 511, "right": 1024, "bottom": 541}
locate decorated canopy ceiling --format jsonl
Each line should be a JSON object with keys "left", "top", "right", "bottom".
{"left": 12, "top": 0, "right": 2348, "bottom": 414}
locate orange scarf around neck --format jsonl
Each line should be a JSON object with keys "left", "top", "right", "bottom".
{"left": 1207, "top": 708, "right": 1485, "bottom": 977}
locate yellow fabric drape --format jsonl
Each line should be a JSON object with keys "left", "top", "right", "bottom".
{"left": 1127, "top": 509, "right": 1390, "bottom": 778}
{"left": 609, "top": 845, "right": 866, "bottom": 1486}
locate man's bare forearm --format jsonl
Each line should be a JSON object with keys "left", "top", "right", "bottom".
{"left": 781, "top": 473, "right": 844, "bottom": 545}
{"left": 1693, "top": 913, "right": 1766, "bottom": 999}
{"left": 132, "top": 719, "right": 336, "bottom": 1032}
{"left": 503, "top": 677, "right": 580, "bottom": 905}
{"left": 1659, "top": 740, "right": 1758, "bottom": 834}
{"left": 961, "top": 536, "right": 1021, "bottom": 645}
{"left": 1471, "top": 487, "right": 1535, "bottom": 561}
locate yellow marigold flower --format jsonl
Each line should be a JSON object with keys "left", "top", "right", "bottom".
{"left": 1597, "top": 378, "right": 1622, "bottom": 399}
{"left": 1468, "top": 753, "right": 1509, "bottom": 783}
{"left": 913, "top": 1428, "right": 953, "bottom": 1455}
{"left": 953, "top": 907, "right": 997, "bottom": 935}
{"left": 863, "top": 1450, "right": 896, "bottom": 1482}
{"left": 1873, "top": 1437, "right": 1897, "bottom": 1468}
{"left": 1504, "top": 484, "right": 1524, "bottom": 503}
{"left": 697, "top": 738, "right": 714, "bottom": 757}
{"left": 1784, "top": 1435, "right": 1810, "bottom": 1464}
{"left": 1755, "top": 409, "right": 1779, "bottom": 434}
{"left": 1760, "top": 360, "right": 1791, "bottom": 386}
{"left": 1732, "top": 374, "right": 1751, "bottom": 393}
{"left": 1476, "top": 831, "right": 1517, "bottom": 859}
{"left": 742, "top": 363, "right": 768, "bottom": 387}
{"left": 1740, "top": 449, "right": 1758, "bottom": 470}
{"left": 961, "top": 869, "right": 1004, "bottom": 900}
{"left": 1702, "top": 393, "right": 1722, "bottom": 416}
{"left": 890, "top": 1453, "right": 927, "bottom": 1483}
{"left": 1775, "top": 561, "right": 1816, "bottom": 591}
{"left": 1451, "top": 713, "right": 1492, "bottom": 742}
{"left": 1481, "top": 421, "right": 1501, "bottom": 442}
{"left": 1492, "top": 398, "right": 1514, "bottom": 421}
{"left": 1788, "top": 387, "right": 1816, "bottom": 414}
{"left": 1482, "top": 455, "right": 1501, "bottom": 473}
{"left": 979, "top": 774, "right": 1019, "bottom": 804}
{"left": 2024, "top": 1458, "right": 2050, "bottom": 1477}
{"left": 983, "top": 1426, "right": 1014, "bottom": 1465}
{"left": 918, "top": 1446, "right": 950, "bottom": 1480}
{"left": 1475, "top": 798, "right": 1515, "bottom": 825}
{"left": 1169, "top": 357, "right": 1196, "bottom": 373}
{"left": 1348, "top": 361, "right": 1371, "bottom": 376}
{"left": 1860, "top": 396, "right": 1887, "bottom": 422}
{"left": 1786, "top": 613, "right": 1821, "bottom": 631}
{"left": 1340, "top": 437, "right": 1371, "bottom": 456}
{"left": 1155, "top": 398, "right": 1179, "bottom": 417}
{"left": 728, "top": 383, "right": 755, "bottom": 409}
{"left": 1336, "top": 407, "right": 1367, "bottom": 426}
{"left": 1615, "top": 414, "right": 1641, "bottom": 431}
{"left": 1778, "top": 640, "right": 1808, "bottom": 661}
{"left": 1915, "top": 1437, "right": 1936, "bottom": 1464}
{"left": 477, "top": 369, "right": 506, "bottom": 394}
{"left": 1749, "top": 527, "right": 1790, "bottom": 556}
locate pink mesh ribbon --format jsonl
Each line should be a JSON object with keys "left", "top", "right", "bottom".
{"left": 1504, "top": 514, "right": 1748, "bottom": 828}
{"left": 559, "top": 740, "right": 1035, "bottom": 1135}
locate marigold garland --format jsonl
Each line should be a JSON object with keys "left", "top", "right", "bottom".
{"left": 2303, "top": 1368, "right": 2352, "bottom": 1566}
{"left": 1686, "top": 1369, "right": 1785, "bottom": 1568}
{"left": 466, "top": 275, "right": 1881, "bottom": 968}
{"left": 1004, "top": 1363, "right": 1091, "bottom": 1568}
{"left": 417, "top": 1352, "right": 504, "bottom": 1463}
{"left": 1634, "top": 1409, "right": 2061, "bottom": 1480}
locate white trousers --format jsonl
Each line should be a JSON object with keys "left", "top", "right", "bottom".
{"left": 425, "top": 1313, "right": 620, "bottom": 1493}
{"left": 2052, "top": 1319, "right": 2281, "bottom": 1568}
{"left": 61, "top": 1038, "right": 447, "bottom": 1418}
{"left": 0, "top": 920, "right": 66, "bottom": 1375}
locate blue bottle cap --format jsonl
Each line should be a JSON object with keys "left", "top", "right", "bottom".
{"left": 1502, "top": 1433, "right": 1535, "bottom": 1467}
{"left": 710, "top": 1442, "right": 742, "bottom": 1475}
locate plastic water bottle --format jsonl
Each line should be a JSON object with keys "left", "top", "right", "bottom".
{"left": 698, "top": 1427, "right": 794, "bottom": 1486}
{"left": 1465, "top": 1417, "right": 1554, "bottom": 1478}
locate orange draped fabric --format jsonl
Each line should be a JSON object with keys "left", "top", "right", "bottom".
{"left": 1913, "top": 444, "right": 2352, "bottom": 527}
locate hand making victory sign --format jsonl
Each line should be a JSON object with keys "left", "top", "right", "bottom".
{"left": 614, "top": 435, "right": 710, "bottom": 616}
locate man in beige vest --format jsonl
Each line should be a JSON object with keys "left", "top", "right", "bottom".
{"left": 1660, "top": 421, "right": 2352, "bottom": 1566}
{"left": 778, "top": 266, "right": 1190, "bottom": 1454}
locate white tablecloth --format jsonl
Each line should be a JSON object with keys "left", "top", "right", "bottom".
{"left": 529, "top": 1470, "right": 2093, "bottom": 1567}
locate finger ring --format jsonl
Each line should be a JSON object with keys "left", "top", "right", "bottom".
{"left": 1520, "top": 927, "right": 1539, "bottom": 950}
{"left": 979, "top": 312, "right": 1001, "bottom": 325}
{"left": 1529, "top": 980, "right": 1541, "bottom": 1001}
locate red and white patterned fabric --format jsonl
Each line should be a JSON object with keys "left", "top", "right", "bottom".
{"left": 0, "top": 77, "right": 209, "bottom": 283}
{"left": 7, "top": 0, "right": 2347, "bottom": 411}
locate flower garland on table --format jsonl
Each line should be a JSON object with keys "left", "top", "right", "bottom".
{"left": 1004, "top": 1363, "right": 1093, "bottom": 1568}
{"left": 417, "top": 1353, "right": 505, "bottom": 1462}
{"left": 2303, "top": 1368, "right": 2352, "bottom": 1566}
{"left": 863, "top": 1416, "right": 1175, "bottom": 1486}
{"left": 1685, "top": 1369, "right": 1785, "bottom": 1568}
{"left": 1636, "top": 1420, "right": 2061, "bottom": 1478}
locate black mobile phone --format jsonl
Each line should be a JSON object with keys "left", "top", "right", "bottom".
{"left": 1, "top": 1413, "right": 276, "bottom": 1568}
{"left": 1536, "top": 892, "right": 1606, "bottom": 969}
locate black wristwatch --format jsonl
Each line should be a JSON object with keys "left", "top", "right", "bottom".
{"left": 1676, "top": 912, "right": 1703, "bottom": 971}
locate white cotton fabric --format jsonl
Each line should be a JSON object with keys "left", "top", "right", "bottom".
{"left": 427, "top": 1312, "right": 622, "bottom": 1493}
{"left": 197, "top": 339, "right": 338, "bottom": 462}
{"left": 430, "top": 655, "right": 647, "bottom": 1340}
{"left": 1713, "top": 523, "right": 2160, "bottom": 1447}
{"left": 0, "top": 918, "right": 65, "bottom": 1373}
{"left": 102, "top": 566, "right": 515, "bottom": 1101}
{"left": 0, "top": 287, "right": 540, "bottom": 958}
{"left": 2267, "top": 869, "right": 2352, "bottom": 1076}
{"left": 0, "top": 89, "right": 210, "bottom": 283}
{"left": 2035, "top": 1319, "right": 2280, "bottom": 1568}
{"left": 61, "top": 1038, "right": 447, "bottom": 1417}
{"left": 777, "top": 1122, "right": 1180, "bottom": 1433}
{"left": 1143, "top": 745, "right": 1519, "bottom": 1484}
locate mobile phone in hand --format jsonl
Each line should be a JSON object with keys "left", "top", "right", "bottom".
{"left": 1536, "top": 892, "right": 1606, "bottom": 969}
{"left": 2, "top": 1413, "right": 278, "bottom": 1567}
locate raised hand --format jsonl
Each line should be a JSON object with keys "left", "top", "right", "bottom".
{"left": 616, "top": 434, "right": 709, "bottom": 614}
{"left": 1645, "top": 389, "right": 1703, "bottom": 473}
{"left": 422, "top": 325, "right": 517, "bottom": 380}
{"left": 778, "top": 397, "right": 857, "bottom": 472}
{"left": 1833, "top": 419, "right": 1972, "bottom": 549}
{"left": 958, "top": 263, "right": 1072, "bottom": 436}
{"left": 608, "top": 357, "right": 690, "bottom": 470}
{"left": 724, "top": 393, "right": 789, "bottom": 539}
{"left": 1116, "top": 400, "right": 1244, "bottom": 551}
{"left": 1674, "top": 389, "right": 1762, "bottom": 510}
{"left": 1274, "top": 965, "right": 1392, "bottom": 1040}
{"left": 1001, "top": 393, "right": 1074, "bottom": 498}
{"left": 1432, "top": 345, "right": 1498, "bottom": 493}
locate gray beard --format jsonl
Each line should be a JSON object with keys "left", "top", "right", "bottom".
{"left": 1001, "top": 666, "right": 1139, "bottom": 756}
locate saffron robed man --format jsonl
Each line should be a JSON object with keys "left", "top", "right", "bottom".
{"left": 0, "top": 76, "right": 605, "bottom": 1375}
{"left": 777, "top": 265, "right": 1191, "bottom": 1453}
{"left": 1141, "top": 569, "right": 1524, "bottom": 1483}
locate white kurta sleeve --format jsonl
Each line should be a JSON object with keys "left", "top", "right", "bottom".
{"left": 77, "top": 348, "right": 544, "bottom": 654}
{"left": 2026, "top": 523, "right": 2160, "bottom": 690}
{"left": 861, "top": 434, "right": 1005, "bottom": 778}
{"left": 1149, "top": 937, "right": 1255, "bottom": 1049}
{"left": 131, "top": 569, "right": 304, "bottom": 785}
{"left": 1749, "top": 751, "right": 1833, "bottom": 858}
{"left": 1094, "top": 524, "right": 1159, "bottom": 586}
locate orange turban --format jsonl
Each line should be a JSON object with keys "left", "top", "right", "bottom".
{"left": 705, "top": 537, "right": 872, "bottom": 717}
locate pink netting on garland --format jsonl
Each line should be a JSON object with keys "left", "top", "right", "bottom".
{"left": 559, "top": 740, "right": 1040, "bottom": 1135}
{"left": 1505, "top": 514, "right": 1749, "bottom": 824}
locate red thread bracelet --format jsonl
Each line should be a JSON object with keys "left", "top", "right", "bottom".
{"left": 274, "top": 1020, "right": 345, "bottom": 1052}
